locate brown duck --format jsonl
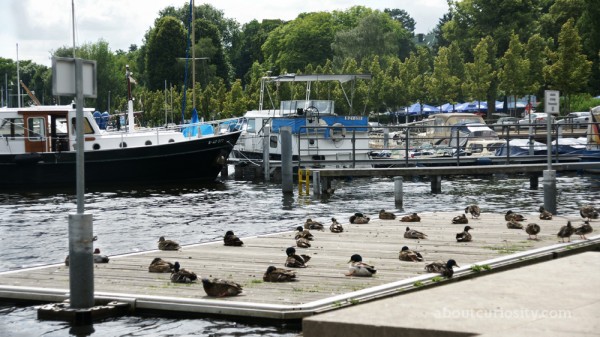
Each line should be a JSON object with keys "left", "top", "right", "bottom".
{"left": 223, "top": 230, "right": 244, "bottom": 246}
{"left": 538, "top": 206, "right": 553, "bottom": 220}
{"left": 379, "top": 209, "right": 396, "bottom": 220}
{"left": 349, "top": 212, "right": 370, "bottom": 224}
{"left": 525, "top": 223, "right": 541, "bottom": 240}
{"left": 158, "top": 236, "right": 180, "bottom": 251}
{"left": 284, "top": 247, "right": 311, "bottom": 268}
{"left": 263, "top": 266, "right": 297, "bottom": 282}
{"left": 464, "top": 205, "right": 481, "bottom": 219}
{"left": 557, "top": 221, "right": 576, "bottom": 242}
{"left": 399, "top": 246, "right": 424, "bottom": 262}
{"left": 400, "top": 212, "right": 421, "bottom": 222}
{"left": 329, "top": 218, "right": 344, "bottom": 233}
{"left": 455, "top": 226, "right": 473, "bottom": 242}
{"left": 452, "top": 214, "right": 468, "bottom": 224}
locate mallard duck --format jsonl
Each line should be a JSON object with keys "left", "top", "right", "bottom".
{"left": 398, "top": 246, "right": 424, "bottom": 262}
{"left": 452, "top": 214, "right": 468, "bottom": 224}
{"left": 201, "top": 278, "right": 243, "bottom": 297}
{"left": 574, "top": 221, "right": 593, "bottom": 240}
{"left": 580, "top": 205, "right": 599, "bottom": 221}
{"left": 296, "top": 237, "right": 311, "bottom": 248}
{"left": 400, "top": 212, "right": 421, "bottom": 222}
{"left": 505, "top": 210, "right": 526, "bottom": 222}
{"left": 455, "top": 226, "right": 473, "bottom": 242}
{"left": 464, "top": 205, "right": 481, "bottom": 219}
{"left": 158, "top": 236, "right": 180, "bottom": 251}
{"left": 304, "top": 218, "right": 325, "bottom": 231}
{"left": 525, "top": 223, "right": 541, "bottom": 240}
{"left": 295, "top": 226, "right": 314, "bottom": 240}
{"left": 538, "top": 206, "right": 553, "bottom": 220}
{"left": 557, "top": 221, "right": 576, "bottom": 242}
{"left": 284, "top": 247, "right": 311, "bottom": 268}
{"left": 170, "top": 262, "right": 197, "bottom": 283}
{"left": 329, "top": 218, "right": 344, "bottom": 233}
{"left": 345, "top": 254, "right": 377, "bottom": 276}
{"left": 349, "top": 212, "right": 370, "bottom": 224}
{"left": 92, "top": 248, "right": 109, "bottom": 263}
{"left": 148, "top": 257, "right": 174, "bottom": 273}
{"left": 223, "top": 230, "right": 244, "bottom": 246}
{"left": 506, "top": 219, "right": 524, "bottom": 229}
{"left": 263, "top": 266, "right": 296, "bottom": 282}
{"left": 379, "top": 209, "right": 396, "bottom": 220}
{"left": 404, "top": 226, "right": 427, "bottom": 239}
{"left": 425, "top": 259, "right": 459, "bottom": 278}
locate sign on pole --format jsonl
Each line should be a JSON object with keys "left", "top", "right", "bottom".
{"left": 52, "top": 57, "right": 97, "bottom": 98}
{"left": 544, "top": 90, "right": 559, "bottom": 114}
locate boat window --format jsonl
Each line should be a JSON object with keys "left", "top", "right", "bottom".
{"left": 246, "top": 118, "right": 256, "bottom": 133}
{"left": 27, "top": 117, "right": 46, "bottom": 140}
{"left": 469, "top": 144, "right": 483, "bottom": 153}
{"left": 0, "top": 118, "right": 24, "bottom": 138}
{"left": 270, "top": 135, "right": 278, "bottom": 148}
{"left": 70, "top": 117, "right": 95, "bottom": 134}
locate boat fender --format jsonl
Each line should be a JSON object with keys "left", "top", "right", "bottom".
{"left": 330, "top": 123, "right": 346, "bottom": 141}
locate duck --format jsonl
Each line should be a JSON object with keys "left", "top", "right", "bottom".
{"left": 538, "top": 206, "right": 553, "bottom": 220}
{"left": 201, "top": 278, "right": 243, "bottom": 297}
{"left": 398, "top": 246, "right": 424, "bottom": 262}
{"left": 505, "top": 210, "right": 526, "bottom": 222}
{"left": 464, "top": 205, "right": 481, "bottom": 219}
{"left": 379, "top": 209, "right": 396, "bottom": 220}
{"left": 580, "top": 205, "right": 599, "bottom": 221}
{"left": 170, "top": 262, "right": 197, "bottom": 283}
{"left": 506, "top": 219, "right": 524, "bottom": 229}
{"left": 263, "top": 266, "right": 296, "bottom": 282}
{"left": 452, "top": 214, "right": 468, "bottom": 224}
{"left": 525, "top": 223, "right": 541, "bottom": 240}
{"left": 400, "top": 212, "right": 421, "bottom": 222}
{"left": 92, "top": 248, "right": 109, "bottom": 263}
{"left": 404, "top": 227, "right": 427, "bottom": 239}
{"left": 349, "top": 212, "right": 370, "bottom": 224}
{"left": 455, "top": 226, "right": 473, "bottom": 242}
{"left": 329, "top": 218, "right": 344, "bottom": 233}
{"left": 284, "top": 247, "right": 311, "bottom": 268}
{"left": 574, "top": 221, "right": 593, "bottom": 240}
{"left": 295, "top": 226, "right": 314, "bottom": 241}
{"left": 223, "top": 230, "right": 244, "bottom": 246}
{"left": 557, "top": 221, "right": 576, "bottom": 242}
{"left": 424, "top": 259, "right": 460, "bottom": 278}
{"left": 304, "top": 218, "right": 325, "bottom": 231}
{"left": 148, "top": 257, "right": 174, "bottom": 273}
{"left": 345, "top": 254, "right": 377, "bottom": 277}
{"left": 296, "top": 237, "right": 311, "bottom": 248}
{"left": 158, "top": 236, "right": 180, "bottom": 251}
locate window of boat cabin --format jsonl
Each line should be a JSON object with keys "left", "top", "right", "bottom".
{"left": 270, "top": 135, "right": 278, "bottom": 148}
{"left": 70, "top": 117, "right": 94, "bottom": 134}
{"left": 0, "top": 118, "right": 24, "bottom": 139}
{"left": 246, "top": 118, "right": 256, "bottom": 132}
{"left": 27, "top": 117, "right": 45, "bottom": 140}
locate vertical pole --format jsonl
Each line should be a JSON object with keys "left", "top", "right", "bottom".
{"left": 431, "top": 175, "right": 442, "bottom": 194}
{"left": 543, "top": 170, "right": 557, "bottom": 214}
{"left": 394, "top": 176, "right": 403, "bottom": 208}
{"left": 351, "top": 129, "right": 356, "bottom": 168}
{"left": 405, "top": 128, "right": 409, "bottom": 167}
{"left": 383, "top": 127, "right": 389, "bottom": 149}
{"left": 263, "top": 126, "right": 270, "bottom": 181}
{"left": 529, "top": 174, "right": 539, "bottom": 190}
{"left": 281, "top": 126, "right": 293, "bottom": 193}
{"left": 312, "top": 170, "right": 321, "bottom": 196}
{"left": 16, "top": 44, "right": 21, "bottom": 108}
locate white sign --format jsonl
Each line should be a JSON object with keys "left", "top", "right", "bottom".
{"left": 544, "top": 90, "right": 559, "bottom": 114}
{"left": 52, "top": 57, "right": 97, "bottom": 98}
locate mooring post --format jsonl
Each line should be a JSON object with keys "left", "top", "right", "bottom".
{"left": 394, "top": 176, "right": 403, "bottom": 208}
{"left": 543, "top": 170, "right": 557, "bottom": 214}
{"left": 383, "top": 127, "right": 389, "bottom": 149}
{"left": 529, "top": 174, "right": 539, "bottom": 190}
{"left": 281, "top": 126, "right": 293, "bottom": 193}
{"left": 263, "top": 125, "right": 270, "bottom": 181}
{"left": 312, "top": 170, "right": 321, "bottom": 196}
{"left": 68, "top": 213, "right": 94, "bottom": 308}
{"left": 431, "top": 175, "right": 442, "bottom": 194}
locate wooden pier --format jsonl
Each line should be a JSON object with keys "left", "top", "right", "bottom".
{"left": 0, "top": 212, "right": 598, "bottom": 321}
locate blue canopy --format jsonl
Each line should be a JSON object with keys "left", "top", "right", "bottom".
{"left": 407, "top": 103, "right": 438, "bottom": 115}
{"left": 182, "top": 108, "right": 200, "bottom": 137}
{"left": 437, "top": 103, "right": 455, "bottom": 112}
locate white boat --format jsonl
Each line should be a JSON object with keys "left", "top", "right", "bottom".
{"left": 233, "top": 74, "right": 372, "bottom": 167}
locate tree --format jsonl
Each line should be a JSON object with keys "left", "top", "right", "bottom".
{"left": 543, "top": 19, "right": 592, "bottom": 114}
{"left": 462, "top": 37, "right": 495, "bottom": 116}
{"left": 145, "top": 16, "right": 186, "bottom": 91}
{"left": 525, "top": 33, "right": 548, "bottom": 103}
{"left": 384, "top": 8, "right": 416, "bottom": 34}
{"left": 497, "top": 33, "right": 530, "bottom": 116}
{"left": 403, "top": 47, "right": 432, "bottom": 112}
{"left": 428, "top": 46, "right": 460, "bottom": 110}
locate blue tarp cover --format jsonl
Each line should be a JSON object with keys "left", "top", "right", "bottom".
{"left": 271, "top": 116, "right": 368, "bottom": 138}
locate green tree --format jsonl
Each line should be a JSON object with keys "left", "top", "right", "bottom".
{"left": 498, "top": 33, "right": 530, "bottom": 115}
{"left": 384, "top": 8, "right": 416, "bottom": 34}
{"left": 462, "top": 37, "right": 495, "bottom": 116}
{"left": 222, "top": 79, "right": 246, "bottom": 116}
{"left": 428, "top": 46, "right": 460, "bottom": 110}
{"left": 525, "top": 33, "right": 548, "bottom": 103}
{"left": 404, "top": 47, "right": 432, "bottom": 113}
{"left": 145, "top": 16, "right": 186, "bottom": 91}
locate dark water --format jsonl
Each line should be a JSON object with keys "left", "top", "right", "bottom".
{"left": 1, "top": 171, "right": 599, "bottom": 336}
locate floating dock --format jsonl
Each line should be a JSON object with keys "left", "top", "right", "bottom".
{"left": 0, "top": 212, "right": 597, "bottom": 322}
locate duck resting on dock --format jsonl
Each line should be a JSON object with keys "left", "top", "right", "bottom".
{"left": 349, "top": 212, "right": 370, "bottom": 224}
{"left": 455, "top": 226, "right": 473, "bottom": 242}
{"left": 404, "top": 227, "right": 428, "bottom": 239}
{"left": 452, "top": 214, "right": 468, "bottom": 224}
{"left": 285, "top": 247, "right": 311, "bottom": 268}
{"left": 201, "top": 278, "right": 243, "bottom": 297}
{"left": 505, "top": 210, "right": 526, "bottom": 222}
{"left": 525, "top": 223, "right": 541, "bottom": 240}
{"left": 557, "top": 221, "right": 576, "bottom": 242}
{"left": 296, "top": 237, "right": 311, "bottom": 248}
{"left": 304, "top": 218, "right": 325, "bottom": 231}
{"left": 425, "top": 259, "right": 459, "bottom": 278}
{"left": 574, "top": 221, "right": 593, "bottom": 240}
{"left": 465, "top": 205, "right": 481, "bottom": 219}
{"left": 399, "top": 246, "right": 424, "bottom": 262}
{"left": 64, "top": 248, "right": 109, "bottom": 266}
{"left": 158, "top": 236, "right": 180, "bottom": 251}
{"left": 263, "top": 266, "right": 297, "bottom": 282}
{"left": 329, "top": 218, "right": 344, "bottom": 233}
{"left": 345, "top": 254, "right": 377, "bottom": 277}
{"left": 170, "top": 262, "right": 197, "bottom": 283}
{"left": 400, "top": 212, "right": 421, "bottom": 222}
{"left": 295, "top": 226, "right": 314, "bottom": 241}
{"left": 506, "top": 219, "right": 524, "bottom": 229}
{"left": 148, "top": 257, "right": 174, "bottom": 273}
{"left": 538, "top": 206, "right": 553, "bottom": 220}
{"left": 580, "top": 205, "right": 599, "bottom": 221}
{"left": 379, "top": 209, "right": 396, "bottom": 220}
{"left": 223, "top": 230, "right": 244, "bottom": 246}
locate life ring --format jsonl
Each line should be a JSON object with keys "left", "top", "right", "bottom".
{"left": 330, "top": 123, "right": 346, "bottom": 141}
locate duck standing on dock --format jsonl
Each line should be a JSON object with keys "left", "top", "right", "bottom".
{"left": 158, "top": 236, "right": 180, "bottom": 251}
{"left": 400, "top": 212, "right": 421, "bottom": 222}
{"left": 349, "top": 212, "right": 370, "bottom": 224}
{"left": 148, "top": 257, "right": 174, "bottom": 273}
{"left": 580, "top": 205, "right": 599, "bottom": 221}
{"left": 538, "top": 206, "right": 553, "bottom": 220}
{"left": 345, "top": 254, "right": 377, "bottom": 277}
{"left": 525, "top": 223, "right": 541, "bottom": 240}
{"left": 201, "top": 278, "right": 243, "bottom": 297}
{"left": 424, "top": 259, "right": 459, "bottom": 278}
{"left": 329, "top": 218, "right": 344, "bottom": 233}
{"left": 170, "top": 262, "right": 197, "bottom": 283}
{"left": 304, "top": 218, "right": 325, "bottom": 231}
{"left": 465, "top": 205, "right": 481, "bottom": 219}
{"left": 557, "top": 221, "right": 576, "bottom": 242}
{"left": 404, "top": 227, "right": 428, "bottom": 239}
{"left": 456, "top": 226, "right": 473, "bottom": 242}
{"left": 223, "top": 230, "right": 244, "bottom": 246}
{"left": 399, "top": 246, "right": 424, "bottom": 262}
{"left": 452, "top": 214, "right": 468, "bottom": 224}
{"left": 505, "top": 210, "right": 526, "bottom": 222}
{"left": 284, "top": 247, "right": 311, "bottom": 268}
{"left": 574, "top": 221, "right": 593, "bottom": 240}
{"left": 295, "top": 226, "right": 314, "bottom": 241}
{"left": 263, "top": 266, "right": 297, "bottom": 282}
{"left": 506, "top": 219, "right": 524, "bottom": 229}
{"left": 379, "top": 209, "right": 396, "bottom": 220}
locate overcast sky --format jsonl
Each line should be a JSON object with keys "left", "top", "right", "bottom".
{"left": 0, "top": 0, "right": 449, "bottom": 67}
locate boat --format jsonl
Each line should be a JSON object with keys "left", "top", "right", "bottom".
{"left": 232, "top": 74, "right": 372, "bottom": 167}
{"left": 0, "top": 68, "right": 242, "bottom": 189}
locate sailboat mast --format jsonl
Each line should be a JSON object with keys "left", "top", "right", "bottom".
{"left": 191, "top": 0, "right": 195, "bottom": 109}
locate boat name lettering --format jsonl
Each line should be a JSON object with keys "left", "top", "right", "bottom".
{"left": 344, "top": 116, "right": 363, "bottom": 121}
{"left": 208, "top": 139, "right": 225, "bottom": 145}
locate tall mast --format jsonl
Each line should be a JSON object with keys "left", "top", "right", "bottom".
{"left": 191, "top": 0, "right": 195, "bottom": 109}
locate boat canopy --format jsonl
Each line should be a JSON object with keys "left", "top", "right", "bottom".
{"left": 266, "top": 74, "right": 372, "bottom": 83}
{"left": 271, "top": 115, "right": 368, "bottom": 138}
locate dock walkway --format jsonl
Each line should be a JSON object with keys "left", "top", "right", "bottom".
{"left": 0, "top": 211, "right": 597, "bottom": 321}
